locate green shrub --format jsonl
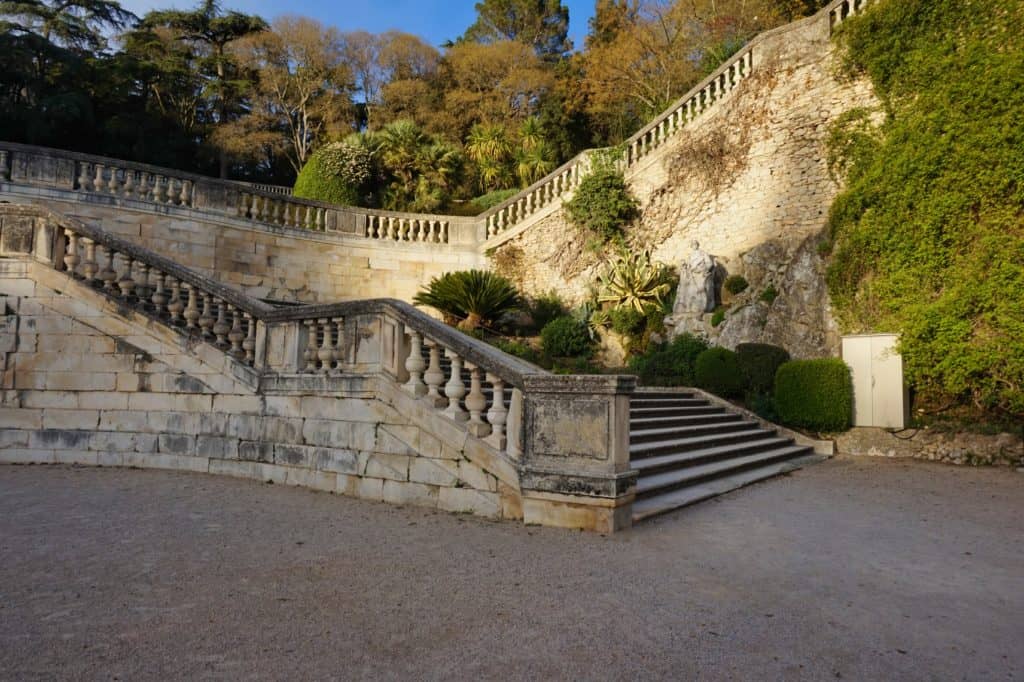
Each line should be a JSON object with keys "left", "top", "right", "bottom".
{"left": 827, "top": 0, "right": 1024, "bottom": 418}
{"left": 694, "top": 347, "right": 745, "bottom": 398}
{"left": 773, "top": 358, "right": 852, "bottom": 431}
{"left": 711, "top": 308, "right": 726, "bottom": 327}
{"left": 472, "top": 188, "right": 519, "bottom": 212}
{"left": 413, "top": 270, "right": 521, "bottom": 330}
{"left": 608, "top": 305, "right": 646, "bottom": 336}
{"left": 629, "top": 334, "right": 709, "bottom": 386}
{"left": 759, "top": 285, "right": 778, "bottom": 304}
{"left": 541, "top": 316, "right": 592, "bottom": 357}
{"left": 563, "top": 169, "right": 639, "bottom": 243}
{"left": 724, "top": 274, "right": 749, "bottom": 295}
{"left": 527, "top": 292, "right": 568, "bottom": 331}
{"left": 736, "top": 343, "right": 791, "bottom": 394}
{"left": 293, "top": 142, "right": 372, "bottom": 206}
{"left": 492, "top": 338, "right": 540, "bottom": 364}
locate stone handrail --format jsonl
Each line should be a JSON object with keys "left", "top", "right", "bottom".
{"left": 0, "top": 142, "right": 476, "bottom": 245}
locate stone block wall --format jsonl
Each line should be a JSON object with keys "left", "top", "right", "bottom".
{"left": 0, "top": 270, "right": 516, "bottom": 519}
{"left": 0, "top": 188, "right": 485, "bottom": 304}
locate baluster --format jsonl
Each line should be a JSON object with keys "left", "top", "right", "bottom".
{"left": 153, "top": 175, "right": 166, "bottom": 203}
{"left": 303, "top": 319, "right": 318, "bottom": 372}
{"left": 212, "top": 299, "right": 230, "bottom": 346}
{"left": 464, "top": 364, "right": 489, "bottom": 437}
{"left": 166, "top": 278, "right": 184, "bottom": 323}
{"left": 81, "top": 238, "right": 98, "bottom": 283}
{"left": 0, "top": 150, "right": 7, "bottom": 180}
{"left": 417, "top": 219, "right": 427, "bottom": 242}
{"left": 485, "top": 373, "right": 507, "bottom": 450}
{"left": 122, "top": 169, "right": 135, "bottom": 197}
{"left": 62, "top": 229, "right": 80, "bottom": 275}
{"left": 315, "top": 208, "right": 325, "bottom": 231}
{"left": 198, "top": 293, "right": 215, "bottom": 337}
{"left": 228, "top": 306, "right": 245, "bottom": 358}
{"left": 237, "top": 192, "right": 249, "bottom": 218}
{"left": 107, "top": 168, "right": 120, "bottom": 195}
{"left": 134, "top": 263, "right": 151, "bottom": 304}
{"left": 151, "top": 271, "right": 168, "bottom": 315}
{"left": 404, "top": 331, "right": 427, "bottom": 397}
{"left": 332, "top": 317, "right": 345, "bottom": 368}
{"left": 77, "top": 162, "right": 92, "bottom": 191}
{"left": 439, "top": 222, "right": 448, "bottom": 244}
{"left": 423, "top": 340, "right": 446, "bottom": 407}
{"left": 317, "top": 318, "right": 334, "bottom": 372}
{"left": 487, "top": 215, "right": 496, "bottom": 238}
{"left": 242, "top": 314, "right": 256, "bottom": 364}
{"left": 98, "top": 246, "right": 117, "bottom": 291}
{"left": 386, "top": 217, "right": 396, "bottom": 240}
{"left": 116, "top": 256, "right": 134, "bottom": 299}
{"left": 183, "top": 284, "right": 200, "bottom": 330}
{"left": 93, "top": 164, "right": 106, "bottom": 193}
{"left": 443, "top": 348, "right": 468, "bottom": 422}
{"left": 137, "top": 172, "right": 150, "bottom": 200}
{"left": 166, "top": 178, "right": 178, "bottom": 205}
{"left": 506, "top": 388, "right": 523, "bottom": 460}
{"left": 179, "top": 179, "right": 191, "bottom": 207}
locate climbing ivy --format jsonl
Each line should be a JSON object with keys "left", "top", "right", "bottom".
{"left": 826, "top": 0, "right": 1024, "bottom": 419}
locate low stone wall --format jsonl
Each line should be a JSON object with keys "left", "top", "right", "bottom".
{"left": 0, "top": 184, "right": 485, "bottom": 304}
{"left": 0, "top": 272, "right": 515, "bottom": 519}
{"left": 835, "top": 427, "right": 1024, "bottom": 468}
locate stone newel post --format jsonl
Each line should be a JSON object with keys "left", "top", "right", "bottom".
{"left": 519, "top": 374, "right": 637, "bottom": 533}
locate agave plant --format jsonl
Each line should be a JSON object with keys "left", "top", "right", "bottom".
{"left": 596, "top": 250, "right": 675, "bottom": 313}
{"left": 413, "top": 270, "right": 521, "bottom": 330}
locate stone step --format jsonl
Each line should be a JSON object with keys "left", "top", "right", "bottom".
{"left": 629, "top": 418, "right": 754, "bottom": 443}
{"left": 636, "top": 443, "right": 811, "bottom": 499}
{"left": 631, "top": 432, "right": 783, "bottom": 473}
{"left": 631, "top": 454, "right": 826, "bottom": 521}
{"left": 629, "top": 413, "right": 745, "bottom": 430}
{"left": 630, "top": 405, "right": 725, "bottom": 418}
{"left": 630, "top": 397, "right": 703, "bottom": 408}
{"left": 630, "top": 425, "right": 770, "bottom": 454}
{"left": 631, "top": 431, "right": 782, "bottom": 463}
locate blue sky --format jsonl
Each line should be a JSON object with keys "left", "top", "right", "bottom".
{"left": 116, "top": 0, "right": 597, "bottom": 50}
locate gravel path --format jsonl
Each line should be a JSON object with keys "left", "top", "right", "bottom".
{"left": 1, "top": 457, "right": 1021, "bottom": 680}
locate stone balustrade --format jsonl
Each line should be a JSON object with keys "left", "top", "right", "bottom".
{"left": 0, "top": 143, "right": 476, "bottom": 246}
{"left": 4, "top": 203, "right": 636, "bottom": 528}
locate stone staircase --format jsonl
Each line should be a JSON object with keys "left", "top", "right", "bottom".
{"left": 629, "top": 391, "right": 824, "bottom": 521}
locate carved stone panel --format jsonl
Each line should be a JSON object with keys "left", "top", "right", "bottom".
{"left": 528, "top": 397, "right": 610, "bottom": 460}
{"left": 0, "top": 215, "right": 35, "bottom": 255}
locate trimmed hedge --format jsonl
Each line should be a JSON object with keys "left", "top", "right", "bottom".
{"left": 293, "top": 147, "right": 361, "bottom": 206}
{"left": 541, "top": 316, "right": 592, "bottom": 357}
{"left": 773, "top": 358, "right": 852, "bottom": 431}
{"left": 694, "top": 347, "right": 744, "bottom": 398}
{"left": 736, "top": 343, "right": 791, "bottom": 394}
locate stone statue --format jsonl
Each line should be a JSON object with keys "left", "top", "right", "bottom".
{"left": 673, "top": 240, "right": 716, "bottom": 316}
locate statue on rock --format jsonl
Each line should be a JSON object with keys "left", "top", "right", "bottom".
{"left": 673, "top": 240, "right": 717, "bottom": 317}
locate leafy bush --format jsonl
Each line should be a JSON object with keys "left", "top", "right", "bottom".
{"left": 759, "top": 285, "right": 778, "bottom": 304}
{"left": 724, "top": 274, "right": 749, "bottom": 295}
{"left": 413, "top": 270, "right": 521, "bottom": 330}
{"left": 608, "top": 305, "right": 646, "bottom": 336}
{"left": 736, "top": 343, "right": 791, "bottom": 394}
{"left": 694, "top": 347, "right": 745, "bottom": 398}
{"left": 563, "top": 168, "right": 639, "bottom": 243}
{"left": 293, "top": 142, "right": 372, "bottom": 206}
{"left": 541, "top": 316, "right": 593, "bottom": 357}
{"left": 827, "top": 0, "right": 1024, "bottom": 418}
{"left": 628, "top": 334, "right": 708, "bottom": 386}
{"left": 711, "top": 307, "right": 726, "bottom": 327}
{"left": 773, "top": 358, "right": 852, "bottom": 431}
{"left": 596, "top": 250, "right": 675, "bottom": 313}
{"left": 527, "top": 292, "right": 568, "bottom": 331}
{"left": 492, "top": 337, "right": 540, "bottom": 364}
{"left": 473, "top": 188, "right": 519, "bottom": 212}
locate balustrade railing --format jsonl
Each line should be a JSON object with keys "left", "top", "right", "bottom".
{"left": 0, "top": 0, "right": 871, "bottom": 252}
{"left": 0, "top": 143, "right": 474, "bottom": 246}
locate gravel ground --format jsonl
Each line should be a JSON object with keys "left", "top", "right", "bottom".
{"left": 1, "top": 456, "right": 1022, "bottom": 681}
